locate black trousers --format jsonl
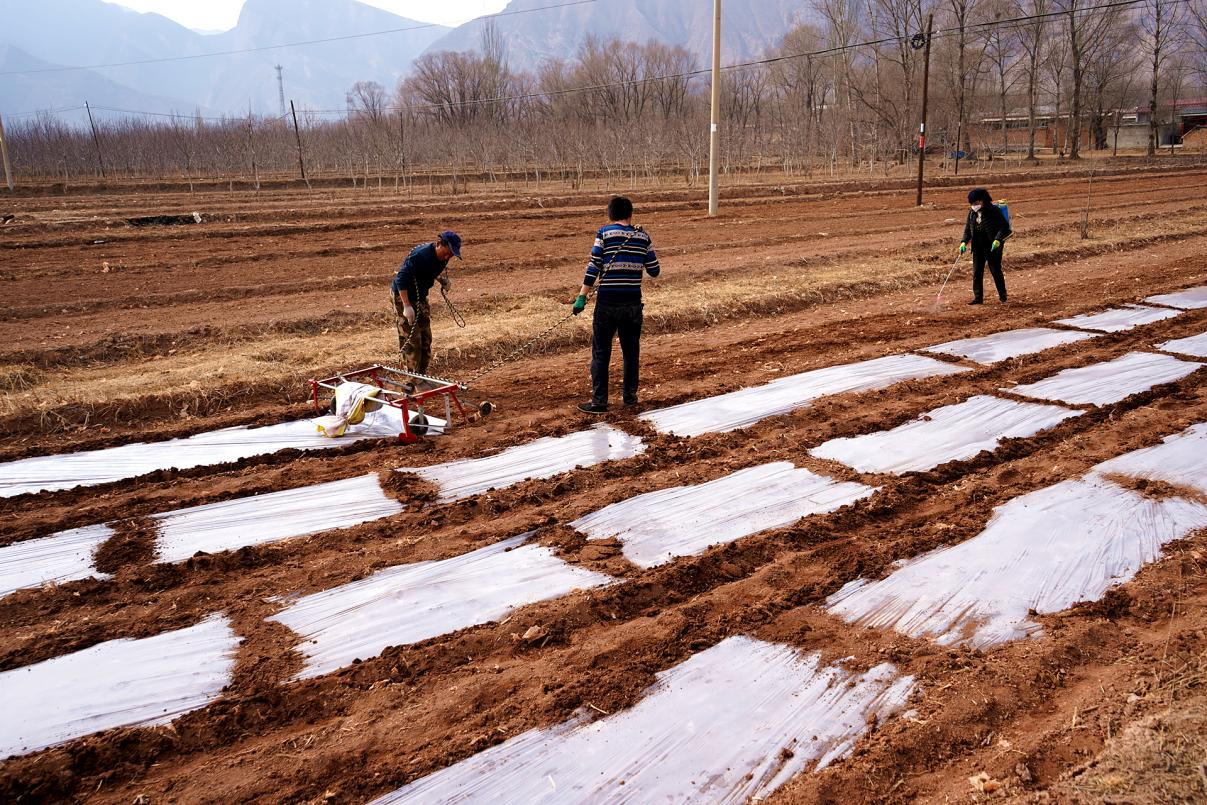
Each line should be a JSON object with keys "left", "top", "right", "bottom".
{"left": 972, "top": 246, "right": 1007, "bottom": 302}
{"left": 591, "top": 302, "right": 643, "bottom": 406}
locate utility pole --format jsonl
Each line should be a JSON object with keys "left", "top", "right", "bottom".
{"left": 247, "top": 102, "right": 259, "bottom": 191}
{"left": 290, "top": 100, "right": 310, "bottom": 188}
{"left": 0, "top": 112, "right": 13, "bottom": 191}
{"left": 275, "top": 65, "right": 287, "bottom": 117}
{"left": 707, "top": 0, "right": 721, "bottom": 216}
{"left": 84, "top": 101, "right": 107, "bottom": 179}
{"left": 915, "top": 15, "right": 933, "bottom": 207}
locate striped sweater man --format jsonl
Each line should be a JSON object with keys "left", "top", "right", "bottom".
{"left": 582, "top": 223, "right": 661, "bottom": 303}
{"left": 572, "top": 196, "right": 661, "bottom": 414}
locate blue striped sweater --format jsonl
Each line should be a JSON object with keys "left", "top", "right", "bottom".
{"left": 582, "top": 224, "right": 661, "bottom": 303}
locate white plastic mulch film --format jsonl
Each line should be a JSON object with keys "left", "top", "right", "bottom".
{"left": 1007, "top": 351, "right": 1201, "bottom": 406}
{"left": 0, "top": 407, "right": 423, "bottom": 498}
{"left": 370, "top": 636, "right": 915, "bottom": 805}
{"left": 154, "top": 474, "right": 404, "bottom": 564}
{"left": 1159, "top": 331, "right": 1207, "bottom": 359}
{"left": 1093, "top": 422, "right": 1207, "bottom": 498}
{"left": 827, "top": 423, "right": 1207, "bottom": 649}
{"left": 400, "top": 424, "right": 646, "bottom": 503}
{"left": 827, "top": 475, "right": 1207, "bottom": 648}
{"left": 924, "top": 327, "right": 1096, "bottom": 365}
{"left": 1145, "top": 285, "right": 1207, "bottom": 310}
{"left": 569, "top": 462, "right": 876, "bottom": 569}
{"left": 1053, "top": 303, "right": 1182, "bottom": 333}
{"left": 640, "top": 354, "right": 969, "bottom": 438}
{"left": 0, "top": 615, "right": 240, "bottom": 758}
{"left": 0, "top": 524, "right": 114, "bottom": 600}
{"left": 809, "top": 395, "right": 1081, "bottom": 475}
{"left": 270, "top": 535, "right": 614, "bottom": 680}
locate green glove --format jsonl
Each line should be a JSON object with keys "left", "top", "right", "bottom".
{"left": 959, "top": 242, "right": 967, "bottom": 255}
{"left": 572, "top": 294, "right": 587, "bottom": 315}
{"left": 991, "top": 239, "right": 1001, "bottom": 251}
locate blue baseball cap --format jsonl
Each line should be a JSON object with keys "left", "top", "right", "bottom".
{"left": 439, "top": 230, "right": 462, "bottom": 259}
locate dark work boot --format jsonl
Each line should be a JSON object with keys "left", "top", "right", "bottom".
{"left": 968, "top": 299, "right": 983, "bottom": 305}
{"left": 577, "top": 401, "right": 608, "bottom": 415}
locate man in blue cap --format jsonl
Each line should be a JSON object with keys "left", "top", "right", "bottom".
{"left": 391, "top": 230, "right": 461, "bottom": 375}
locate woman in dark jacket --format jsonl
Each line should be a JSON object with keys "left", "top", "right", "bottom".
{"left": 959, "top": 187, "right": 1012, "bottom": 304}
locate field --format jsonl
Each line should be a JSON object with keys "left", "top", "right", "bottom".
{"left": 2, "top": 159, "right": 1207, "bottom": 803}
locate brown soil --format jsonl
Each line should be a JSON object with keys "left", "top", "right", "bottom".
{"left": 1, "top": 161, "right": 1206, "bottom": 803}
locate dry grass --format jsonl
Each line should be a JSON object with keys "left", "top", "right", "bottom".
{"left": 4, "top": 208, "right": 1206, "bottom": 425}
{"left": 1059, "top": 699, "right": 1207, "bottom": 803}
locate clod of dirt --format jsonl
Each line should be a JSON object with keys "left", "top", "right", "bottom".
{"left": 92, "top": 518, "right": 157, "bottom": 574}
{"left": 520, "top": 625, "right": 547, "bottom": 643}
{"left": 969, "top": 771, "right": 1002, "bottom": 794}
{"left": 380, "top": 470, "right": 440, "bottom": 504}
{"left": 1070, "top": 587, "right": 1133, "bottom": 620}
{"left": 579, "top": 543, "right": 619, "bottom": 562}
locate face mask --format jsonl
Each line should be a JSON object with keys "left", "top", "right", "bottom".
{"left": 971, "top": 203, "right": 983, "bottom": 212}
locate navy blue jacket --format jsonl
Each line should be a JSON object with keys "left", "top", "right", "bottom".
{"left": 392, "top": 243, "right": 448, "bottom": 305}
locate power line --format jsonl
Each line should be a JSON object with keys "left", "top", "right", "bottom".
{"left": 3, "top": 0, "right": 1170, "bottom": 124}
{"left": 5, "top": 106, "right": 87, "bottom": 120}
{"left": 88, "top": 105, "right": 291, "bottom": 123}
{"left": 0, "top": 0, "right": 597, "bottom": 77}
{"left": 301, "top": 0, "right": 1162, "bottom": 117}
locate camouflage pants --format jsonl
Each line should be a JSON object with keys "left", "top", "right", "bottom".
{"left": 391, "top": 292, "right": 432, "bottom": 375}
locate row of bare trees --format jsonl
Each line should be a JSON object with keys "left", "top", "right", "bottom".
{"left": 6, "top": 2, "right": 1207, "bottom": 185}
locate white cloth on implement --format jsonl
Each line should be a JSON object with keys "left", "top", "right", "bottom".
{"left": 315, "top": 381, "right": 384, "bottom": 438}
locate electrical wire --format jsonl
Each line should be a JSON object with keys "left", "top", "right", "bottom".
{"left": 297, "top": 0, "right": 1172, "bottom": 117}
{"left": 3, "top": 0, "right": 1176, "bottom": 123}
{"left": 0, "top": 0, "right": 597, "bottom": 77}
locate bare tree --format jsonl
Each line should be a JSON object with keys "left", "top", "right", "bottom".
{"left": 1086, "top": 18, "right": 1139, "bottom": 151}
{"left": 983, "top": 1, "right": 1023, "bottom": 155}
{"left": 942, "top": 0, "right": 989, "bottom": 172}
{"left": 862, "top": 0, "right": 934, "bottom": 160}
{"left": 814, "top": 0, "right": 864, "bottom": 165}
{"left": 1141, "top": 0, "right": 1187, "bottom": 155}
{"left": 1017, "top": 0, "right": 1049, "bottom": 158}
{"left": 1059, "top": 0, "right": 1126, "bottom": 158}
{"left": 347, "top": 80, "right": 388, "bottom": 125}
{"left": 1188, "top": 0, "right": 1207, "bottom": 88}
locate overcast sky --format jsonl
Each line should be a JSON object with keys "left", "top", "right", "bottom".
{"left": 106, "top": 0, "right": 509, "bottom": 31}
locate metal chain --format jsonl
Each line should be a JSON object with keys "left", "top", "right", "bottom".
{"left": 393, "top": 271, "right": 420, "bottom": 368}
{"left": 381, "top": 228, "right": 643, "bottom": 389}
{"left": 458, "top": 306, "right": 582, "bottom": 386}
{"left": 455, "top": 227, "right": 643, "bottom": 387}
{"left": 440, "top": 285, "right": 466, "bottom": 328}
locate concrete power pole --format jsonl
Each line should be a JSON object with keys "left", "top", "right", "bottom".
{"left": 84, "top": 101, "right": 107, "bottom": 179}
{"left": 0, "top": 112, "right": 13, "bottom": 191}
{"left": 914, "top": 15, "right": 934, "bottom": 207}
{"left": 275, "top": 65, "right": 287, "bottom": 117}
{"left": 707, "top": 0, "right": 721, "bottom": 217}
{"left": 290, "top": 100, "right": 310, "bottom": 188}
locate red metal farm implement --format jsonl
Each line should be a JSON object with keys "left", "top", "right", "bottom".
{"left": 309, "top": 364, "right": 492, "bottom": 444}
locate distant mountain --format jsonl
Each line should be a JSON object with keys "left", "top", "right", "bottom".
{"left": 201, "top": 0, "right": 450, "bottom": 111}
{"left": 0, "top": 0, "right": 448, "bottom": 117}
{"left": 0, "top": 44, "right": 201, "bottom": 124}
{"left": 422, "top": 0, "right": 812, "bottom": 71}
{"left": 0, "top": 0, "right": 814, "bottom": 120}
